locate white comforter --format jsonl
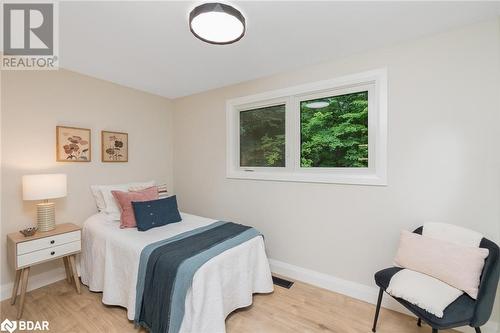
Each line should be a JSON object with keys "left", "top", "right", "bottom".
{"left": 80, "top": 212, "right": 273, "bottom": 333}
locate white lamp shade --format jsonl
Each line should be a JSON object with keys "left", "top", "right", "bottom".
{"left": 22, "top": 174, "right": 67, "bottom": 201}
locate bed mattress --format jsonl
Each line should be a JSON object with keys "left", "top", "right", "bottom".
{"left": 80, "top": 212, "right": 273, "bottom": 333}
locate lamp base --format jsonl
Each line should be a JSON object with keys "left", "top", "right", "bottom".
{"left": 36, "top": 202, "right": 56, "bottom": 232}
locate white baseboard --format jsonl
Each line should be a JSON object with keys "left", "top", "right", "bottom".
{"left": 1, "top": 259, "right": 497, "bottom": 333}
{"left": 269, "top": 258, "right": 499, "bottom": 333}
{"left": 0, "top": 267, "right": 67, "bottom": 301}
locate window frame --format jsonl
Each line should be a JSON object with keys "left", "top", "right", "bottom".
{"left": 236, "top": 97, "right": 290, "bottom": 172}
{"left": 294, "top": 84, "right": 374, "bottom": 173}
{"left": 226, "top": 68, "right": 387, "bottom": 186}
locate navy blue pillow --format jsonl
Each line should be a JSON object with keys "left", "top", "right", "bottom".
{"left": 132, "top": 196, "right": 182, "bottom": 232}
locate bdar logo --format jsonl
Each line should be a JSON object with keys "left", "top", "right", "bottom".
{"left": 0, "top": 319, "right": 17, "bottom": 333}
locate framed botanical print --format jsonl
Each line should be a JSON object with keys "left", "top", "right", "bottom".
{"left": 56, "top": 126, "right": 91, "bottom": 162}
{"left": 101, "top": 131, "right": 128, "bottom": 162}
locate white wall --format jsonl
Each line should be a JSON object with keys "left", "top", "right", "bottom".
{"left": 0, "top": 69, "right": 173, "bottom": 290}
{"left": 173, "top": 19, "right": 500, "bottom": 326}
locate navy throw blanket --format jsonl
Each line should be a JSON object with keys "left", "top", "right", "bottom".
{"left": 137, "top": 222, "right": 251, "bottom": 333}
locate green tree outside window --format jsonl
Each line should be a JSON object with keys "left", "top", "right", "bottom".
{"left": 301, "top": 91, "right": 368, "bottom": 168}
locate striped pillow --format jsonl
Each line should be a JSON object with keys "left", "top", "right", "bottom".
{"left": 157, "top": 184, "right": 169, "bottom": 199}
{"left": 130, "top": 183, "right": 168, "bottom": 198}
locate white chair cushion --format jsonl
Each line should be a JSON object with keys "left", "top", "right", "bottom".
{"left": 387, "top": 269, "right": 463, "bottom": 318}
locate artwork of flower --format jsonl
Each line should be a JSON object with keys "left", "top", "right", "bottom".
{"left": 102, "top": 131, "right": 128, "bottom": 162}
{"left": 56, "top": 126, "right": 91, "bottom": 162}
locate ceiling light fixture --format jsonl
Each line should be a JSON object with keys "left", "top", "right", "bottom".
{"left": 305, "top": 101, "right": 330, "bottom": 109}
{"left": 189, "top": 3, "right": 246, "bottom": 45}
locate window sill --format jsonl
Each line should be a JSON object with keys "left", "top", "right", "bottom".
{"left": 226, "top": 170, "right": 387, "bottom": 186}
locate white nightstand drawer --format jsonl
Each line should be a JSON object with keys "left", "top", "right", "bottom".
{"left": 17, "top": 240, "right": 81, "bottom": 268}
{"left": 17, "top": 230, "right": 80, "bottom": 255}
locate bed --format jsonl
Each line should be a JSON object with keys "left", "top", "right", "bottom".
{"left": 80, "top": 212, "right": 273, "bottom": 333}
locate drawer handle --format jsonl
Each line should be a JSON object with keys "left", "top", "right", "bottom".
{"left": 50, "top": 240, "right": 55, "bottom": 244}
{"left": 50, "top": 251, "right": 55, "bottom": 256}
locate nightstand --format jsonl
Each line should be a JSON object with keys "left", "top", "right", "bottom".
{"left": 7, "top": 223, "right": 82, "bottom": 318}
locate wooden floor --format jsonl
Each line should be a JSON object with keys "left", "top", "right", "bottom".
{"left": 0, "top": 277, "right": 457, "bottom": 333}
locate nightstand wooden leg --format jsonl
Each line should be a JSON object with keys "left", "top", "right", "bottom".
{"left": 17, "top": 267, "right": 30, "bottom": 319}
{"left": 10, "top": 270, "right": 21, "bottom": 305}
{"left": 63, "top": 257, "right": 73, "bottom": 283}
{"left": 69, "top": 255, "right": 80, "bottom": 294}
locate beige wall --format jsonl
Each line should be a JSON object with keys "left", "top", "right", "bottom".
{"left": 0, "top": 17, "right": 498, "bottom": 329}
{"left": 0, "top": 69, "right": 173, "bottom": 288}
{"left": 173, "top": 19, "right": 500, "bottom": 322}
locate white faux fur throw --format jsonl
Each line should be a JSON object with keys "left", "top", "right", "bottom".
{"left": 387, "top": 269, "right": 463, "bottom": 318}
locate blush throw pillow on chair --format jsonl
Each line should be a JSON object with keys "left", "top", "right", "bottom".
{"left": 112, "top": 186, "right": 158, "bottom": 228}
{"left": 132, "top": 196, "right": 182, "bottom": 232}
{"left": 394, "top": 230, "right": 489, "bottom": 299}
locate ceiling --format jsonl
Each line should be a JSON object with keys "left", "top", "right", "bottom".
{"left": 59, "top": 1, "right": 500, "bottom": 99}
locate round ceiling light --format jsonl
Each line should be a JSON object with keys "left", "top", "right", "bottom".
{"left": 305, "top": 101, "right": 330, "bottom": 109}
{"left": 189, "top": 3, "right": 246, "bottom": 45}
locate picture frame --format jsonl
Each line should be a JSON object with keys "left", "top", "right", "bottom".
{"left": 56, "top": 126, "right": 91, "bottom": 162}
{"left": 101, "top": 131, "right": 128, "bottom": 162}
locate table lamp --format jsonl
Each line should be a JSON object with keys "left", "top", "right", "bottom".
{"left": 22, "top": 174, "right": 67, "bottom": 232}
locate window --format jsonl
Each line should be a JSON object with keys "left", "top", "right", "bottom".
{"left": 240, "top": 104, "right": 286, "bottom": 167}
{"left": 226, "top": 69, "right": 387, "bottom": 185}
{"left": 300, "top": 91, "right": 368, "bottom": 168}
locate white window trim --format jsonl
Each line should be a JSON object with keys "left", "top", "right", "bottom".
{"left": 226, "top": 68, "right": 387, "bottom": 186}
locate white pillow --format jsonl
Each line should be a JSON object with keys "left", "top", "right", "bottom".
{"left": 387, "top": 269, "right": 463, "bottom": 318}
{"left": 94, "top": 181, "right": 155, "bottom": 219}
{"left": 90, "top": 185, "right": 106, "bottom": 212}
{"left": 423, "top": 222, "right": 483, "bottom": 247}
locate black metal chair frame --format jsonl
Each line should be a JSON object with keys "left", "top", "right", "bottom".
{"left": 371, "top": 226, "right": 499, "bottom": 333}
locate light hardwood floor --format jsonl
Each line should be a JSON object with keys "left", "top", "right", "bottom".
{"left": 1, "top": 277, "right": 457, "bottom": 333}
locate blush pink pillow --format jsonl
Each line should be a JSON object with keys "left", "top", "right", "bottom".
{"left": 394, "top": 230, "right": 489, "bottom": 299}
{"left": 112, "top": 186, "right": 158, "bottom": 228}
